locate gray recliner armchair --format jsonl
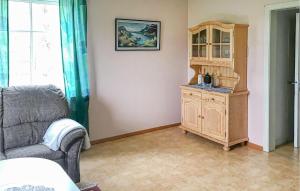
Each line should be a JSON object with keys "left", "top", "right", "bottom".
{"left": 0, "top": 85, "right": 86, "bottom": 183}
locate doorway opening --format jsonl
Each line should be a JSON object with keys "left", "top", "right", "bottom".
{"left": 270, "top": 8, "right": 299, "bottom": 149}
{"left": 264, "top": 1, "right": 300, "bottom": 152}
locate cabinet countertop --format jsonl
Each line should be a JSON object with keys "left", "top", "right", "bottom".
{"left": 181, "top": 85, "right": 232, "bottom": 94}
{"left": 180, "top": 85, "right": 249, "bottom": 97}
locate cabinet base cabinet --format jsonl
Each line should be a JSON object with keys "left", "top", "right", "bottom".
{"left": 180, "top": 125, "right": 249, "bottom": 151}
{"left": 180, "top": 86, "right": 248, "bottom": 151}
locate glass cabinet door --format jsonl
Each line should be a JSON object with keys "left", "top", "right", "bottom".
{"left": 212, "top": 28, "right": 221, "bottom": 58}
{"left": 221, "top": 31, "right": 231, "bottom": 59}
{"left": 191, "top": 28, "right": 208, "bottom": 60}
{"left": 210, "top": 26, "right": 233, "bottom": 62}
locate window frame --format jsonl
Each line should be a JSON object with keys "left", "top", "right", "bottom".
{"left": 10, "top": 0, "right": 58, "bottom": 5}
{"left": 8, "top": 0, "right": 64, "bottom": 89}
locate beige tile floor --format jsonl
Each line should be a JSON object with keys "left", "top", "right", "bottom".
{"left": 80, "top": 127, "right": 300, "bottom": 191}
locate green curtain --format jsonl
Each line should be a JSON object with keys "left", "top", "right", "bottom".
{"left": 59, "top": 0, "right": 90, "bottom": 131}
{"left": 0, "top": 0, "right": 8, "bottom": 87}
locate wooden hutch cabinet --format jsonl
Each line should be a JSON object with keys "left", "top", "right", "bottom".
{"left": 180, "top": 21, "right": 249, "bottom": 151}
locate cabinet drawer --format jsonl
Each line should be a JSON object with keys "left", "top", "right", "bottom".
{"left": 182, "top": 90, "right": 201, "bottom": 100}
{"left": 202, "top": 93, "right": 226, "bottom": 105}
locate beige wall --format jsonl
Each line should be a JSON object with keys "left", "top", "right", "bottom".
{"left": 188, "top": 0, "right": 296, "bottom": 145}
{"left": 87, "top": 0, "right": 188, "bottom": 140}
{"left": 87, "top": 0, "right": 297, "bottom": 144}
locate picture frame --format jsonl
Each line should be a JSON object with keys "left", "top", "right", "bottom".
{"left": 115, "top": 18, "right": 161, "bottom": 51}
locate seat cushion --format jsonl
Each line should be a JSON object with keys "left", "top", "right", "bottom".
{"left": 5, "top": 144, "right": 65, "bottom": 161}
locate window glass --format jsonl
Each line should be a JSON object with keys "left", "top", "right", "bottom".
{"left": 9, "top": 1, "right": 30, "bottom": 31}
{"left": 9, "top": 0, "right": 64, "bottom": 91}
{"left": 9, "top": 32, "right": 31, "bottom": 84}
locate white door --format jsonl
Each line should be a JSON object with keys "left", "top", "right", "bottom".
{"left": 294, "top": 13, "right": 300, "bottom": 148}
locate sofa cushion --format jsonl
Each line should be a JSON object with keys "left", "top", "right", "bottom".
{"left": 5, "top": 144, "right": 64, "bottom": 161}
{"left": 2, "top": 85, "right": 68, "bottom": 128}
{"left": 3, "top": 122, "right": 52, "bottom": 150}
{"left": 1, "top": 85, "right": 69, "bottom": 150}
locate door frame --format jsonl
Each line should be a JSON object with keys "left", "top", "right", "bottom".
{"left": 263, "top": 1, "right": 300, "bottom": 152}
{"left": 295, "top": 13, "right": 300, "bottom": 147}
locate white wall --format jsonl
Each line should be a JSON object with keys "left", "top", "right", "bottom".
{"left": 188, "top": 0, "right": 297, "bottom": 146}
{"left": 87, "top": 0, "right": 188, "bottom": 140}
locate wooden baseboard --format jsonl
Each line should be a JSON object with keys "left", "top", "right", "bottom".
{"left": 247, "top": 142, "right": 263, "bottom": 151}
{"left": 91, "top": 123, "right": 181, "bottom": 145}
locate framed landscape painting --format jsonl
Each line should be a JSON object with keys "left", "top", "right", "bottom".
{"left": 115, "top": 18, "right": 161, "bottom": 51}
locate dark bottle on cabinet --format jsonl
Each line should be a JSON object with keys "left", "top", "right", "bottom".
{"left": 204, "top": 73, "right": 212, "bottom": 84}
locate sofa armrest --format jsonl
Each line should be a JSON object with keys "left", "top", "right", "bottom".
{"left": 64, "top": 139, "right": 84, "bottom": 183}
{"left": 60, "top": 129, "right": 86, "bottom": 152}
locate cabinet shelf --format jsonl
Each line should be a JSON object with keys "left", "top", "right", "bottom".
{"left": 190, "top": 59, "right": 232, "bottom": 67}
{"left": 192, "top": 43, "right": 207, "bottom": 46}
{"left": 211, "top": 43, "right": 230, "bottom": 45}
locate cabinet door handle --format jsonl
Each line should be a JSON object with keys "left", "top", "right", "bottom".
{"left": 202, "top": 116, "right": 205, "bottom": 119}
{"left": 190, "top": 93, "right": 193, "bottom": 96}
{"left": 211, "top": 98, "right": 215, "bottom": 101}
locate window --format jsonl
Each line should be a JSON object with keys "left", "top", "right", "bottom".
{"left": 8, "top": 0, "right": 64, "bottom": 91}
